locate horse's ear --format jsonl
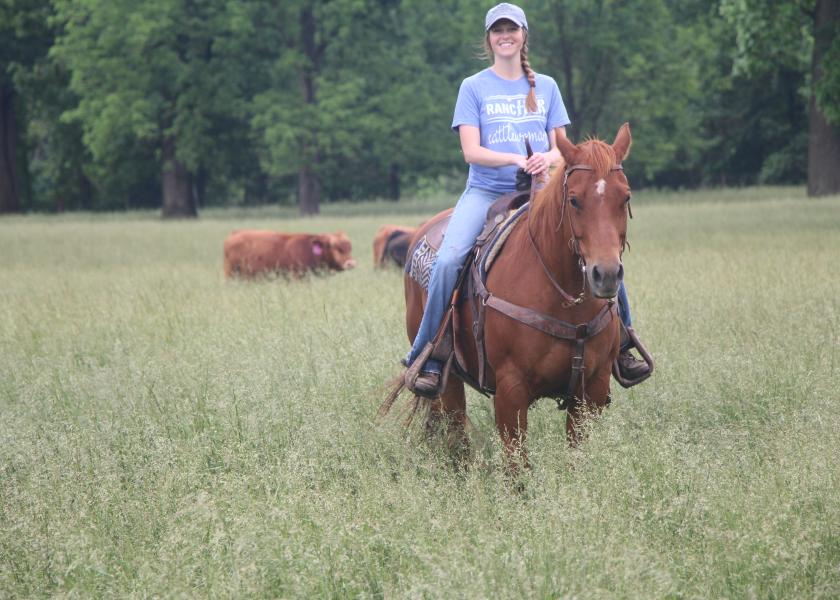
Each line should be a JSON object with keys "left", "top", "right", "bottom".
{"left": 556, "top": 132, "right": 582, "bottom": 166}
{"left": 612, "top": 123, "right": 632, "bottom": 162}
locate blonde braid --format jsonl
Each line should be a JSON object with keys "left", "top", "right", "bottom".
{"left": 520, "top": 35, "right": 537, "bottom": 113}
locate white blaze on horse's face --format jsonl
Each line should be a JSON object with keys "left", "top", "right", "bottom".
{"left": 595, "top": 179, "right": 607, "bottom": 196}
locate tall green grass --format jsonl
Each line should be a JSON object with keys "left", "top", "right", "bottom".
{"left": 1, "top": 188, "right": 838, "bottom": 598}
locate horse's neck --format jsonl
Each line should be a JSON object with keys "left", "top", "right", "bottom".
{"left": 526, "top": 196, "right": 582, "bottom": 294}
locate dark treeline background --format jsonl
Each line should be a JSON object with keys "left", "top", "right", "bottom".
{"left": 1, "top": 0, "right": 838, "bottom": 217}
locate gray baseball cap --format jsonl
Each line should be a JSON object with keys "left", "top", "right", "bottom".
{"left": 485, "top": 3, "right": 528, "bottom": 31}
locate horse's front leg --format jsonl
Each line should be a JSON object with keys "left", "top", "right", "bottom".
{"left": 566, "top": 370, "right": 611, "bottom": 447}
{"left": 493, "top": 372, "right": 532, "bottom": 470}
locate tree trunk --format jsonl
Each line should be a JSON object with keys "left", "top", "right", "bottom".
{"left": 0, "top": 83, "right": 20, "bottom": 213}
{"left": 193, "top": 166, "right": 207, "bottom": 209}
{"left": 298, "top": 163, "right": 320, "bottom": 216}
{"left": 297, "top": 5, "right": 321, "bottom": 216}
{"left": 388, "top": 163, "right": 400, "bottom": 201}
{"left": 161, "top": 136, "right": 197, "bottom": 218}
{"left": 808, "top": 0, "right": 840, "bottom": 197}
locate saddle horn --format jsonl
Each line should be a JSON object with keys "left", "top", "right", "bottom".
{"left": 516, "top": 137, "right": 535, "bottom": 192}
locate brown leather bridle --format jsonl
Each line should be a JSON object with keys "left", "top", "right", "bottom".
{"left": 527, "top": 163, "right": 627, "bottom": 308}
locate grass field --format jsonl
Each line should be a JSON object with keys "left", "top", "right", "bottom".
{"left": 1, "top": 187, "right": 839, "bottom": 598}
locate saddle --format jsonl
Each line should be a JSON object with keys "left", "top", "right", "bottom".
{"left": 407, "top": 190, "right": 530, "bottom": 268}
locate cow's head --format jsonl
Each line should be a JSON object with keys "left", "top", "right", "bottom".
{"left": 312, "top": 232, "right": 357, "bottom": 271}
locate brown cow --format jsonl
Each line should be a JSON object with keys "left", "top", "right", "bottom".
{"left": 223, "top": 230, "right": 356, "bottom": 278}
{"left": 373, "top": 225, "right": 416, "bottom": 268}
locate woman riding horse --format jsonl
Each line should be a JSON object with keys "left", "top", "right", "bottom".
{"left": 392, "top": 124, "right": 640, "bottom": 460}
{"left": 402, "top": 3, "right": 650, "bottom": 400}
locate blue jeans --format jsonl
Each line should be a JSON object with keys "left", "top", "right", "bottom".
{"left": 406, "top": 185, "right": 637, "bottom": 371}
{"left": 617, "top": 281, "right": 633, "bottom": 350}
{"left": 407, "top": 185, "right": 499, "bottom": 373}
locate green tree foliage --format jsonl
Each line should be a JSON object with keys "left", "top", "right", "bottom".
{"left": 250, "top": 0, "right": 486, "bottom": 212}
{"left": 721, "top": 0, "right": 840, "bottom": 195}
{"left": 51, "top": 0, "right": 259, "bottom": 216}
{"left": 0, "top": 0, "right": 53, "bottom": 213}
{"left": 1, "top": 0, "right": 834, "bottom": 212}
{"left": 530, "top": 1, "right": 723, "bottom": 185}
{"left": 675, "top": 1, "right": 809, "bottom": 187}
{"left": 249, "top": 0, "right": 323, "bottom": 214}
{"left": 16, "top": 58, "right": 98, "bottom": 211}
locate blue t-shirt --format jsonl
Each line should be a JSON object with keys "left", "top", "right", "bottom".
{"left": 452, "top": 68, "right": 570, "bottom": 194}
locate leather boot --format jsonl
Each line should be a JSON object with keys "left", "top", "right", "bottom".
{"left": 410, "top": 370, "right": 442, "bottom": 399}
{"left": 617, "top": 349, "right": 650, "bottom": 380}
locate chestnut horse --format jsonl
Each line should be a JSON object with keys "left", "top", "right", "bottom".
{"left": 385, "top": 124, "right": 634, "bottom": 462}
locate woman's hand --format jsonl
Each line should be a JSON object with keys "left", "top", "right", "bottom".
{"left": 525, "top": 152, "right": 551, "bottom": 175}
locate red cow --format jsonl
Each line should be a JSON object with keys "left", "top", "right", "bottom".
{"left": 373, "top": 225, "right": 417, "bottom": 268}
{"left": 223, "top": 230, "right": 356, "bottom": 278}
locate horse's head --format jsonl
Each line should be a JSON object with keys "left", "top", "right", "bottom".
{"left": 554, "top": 123, "right": 632, "bottom": 299}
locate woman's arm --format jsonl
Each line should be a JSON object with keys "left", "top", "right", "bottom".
{"left": 460, "top": 125, "right": 566, "bottom": 176}
{"left": 459, "top": 126, "right": 528, "bottom": 170}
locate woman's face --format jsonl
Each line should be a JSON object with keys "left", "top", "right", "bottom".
{"left": 488, "top": 19, "right": 524, "bottom": 60}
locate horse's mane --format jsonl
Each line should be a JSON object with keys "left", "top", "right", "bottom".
{"left": 579, "top": 139, "right": 617, "bottom": 180}
{"left": 539, "top": 138, "right": 617, "bottom": 205}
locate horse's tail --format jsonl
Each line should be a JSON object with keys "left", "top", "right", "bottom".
{"left": 377, "top": 374, "right": 430, "bottom": 427}
{"left": 377, "top": 374, "right": 406, "bottom": 418}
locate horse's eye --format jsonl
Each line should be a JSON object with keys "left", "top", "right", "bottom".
{"left": 570, "top": 196, "right": 581, "bottom": 209}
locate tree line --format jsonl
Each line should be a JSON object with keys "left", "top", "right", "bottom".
{"left": 1, "top": 0, "right": 838, "bottom": 217}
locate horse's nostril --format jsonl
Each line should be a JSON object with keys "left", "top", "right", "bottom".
{"left": 617, "top": 263, "right": 624, "bottom": 280}
{"left": 592, "top": 265, "right": 602, "bottom": 283}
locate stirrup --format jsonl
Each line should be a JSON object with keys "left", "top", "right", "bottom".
{"left": 612, "top": 326, "right": 654, "bottom": 388}
{"left": 404, "top": 343, "right": 439, "bottom": 396}
{"left": 410, "top": 371, "right": 442, "bottom": 399}
{"left": 404, "top": 344, "right": 456, "bottom": 399}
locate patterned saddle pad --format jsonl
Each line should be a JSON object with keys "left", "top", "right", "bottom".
{"left": 407, "top": 205, "right": 527, "bottom": 291}
{"left": 407, "top": 237, "right": 437, "bottom": 289}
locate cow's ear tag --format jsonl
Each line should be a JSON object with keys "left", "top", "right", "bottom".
{"left": 312, "top": 241, "right": 323, "bottom": 256}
